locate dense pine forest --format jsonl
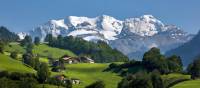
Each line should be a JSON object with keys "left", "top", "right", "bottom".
{"left": 45, "top": 34, "right": 129, "bottom": 62}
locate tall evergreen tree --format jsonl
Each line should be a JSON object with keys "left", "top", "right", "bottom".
{"left": 37, "top": 63, "right": 50, "bottom": 83}
{"left": 167, "top": 55, "right": 183, "bottom": 67}
{"left": 34, "top": 37, "right": 40, "bottom": 45}
{"left": 0, "top": 41, "right": 4, "bottom": 53}
{"left": 86, "top": 80, "right": 105, "bottom": 88}
{"left": 21, "top": 35, "right": 32, "bottom": 46}
{"left": 167, "top": 55, "right": 183, "bottom": 73}
{"left": 150, "top": 70, "right": 164, "bottom": 88}
{"left": 10, "top": 51, "right": 18, "bottom": 59}
{"left": 118, "top": 72, "right": 153, "bottom": 88}
{"left": 22, "top": 53, "right": 34, "bottom": 66}
{"left": 143, "top": 47, "right": 169, "bottom": 74}
{"left": 44, "top": 34, "right": 53, "bottom": 43}
{"left": 188, "top": 58, "right": 200, "bottom": 79}
{"left": 34, "top": 56, "right": 40, "bottom": 70}
{"left": 26, "top": 43, "right": 34, "bottom": 54}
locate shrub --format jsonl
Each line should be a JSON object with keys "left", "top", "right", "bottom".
{"left": 187, "top": 58, "right": 200, "bottom": 79}
{"left": 10, "top": 51, "right": 18, "bottom": 59}
{"left": 19, "top": 77, "right": 37, "bottom": 88}
{"left": 109, "top": 63, "right": 119, "bottom": 69}
{"left": 0, "top": 71, "right": 9, "bottom": 78}
{"left": 86, "top": 80, "right": 105, "bottom": 88}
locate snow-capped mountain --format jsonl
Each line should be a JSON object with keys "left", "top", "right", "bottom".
{"left": 27, "top": 15, "right": 193, "bottom": 59}
{"left": 122, "top": 15, "right": 166, "bottom": 37}
{"left": 30, "top": 15, "right": 123, "bottom": 42}
{"left": 111, "top": 24, "right": 193, "bottom": 59}
{"left": 17, "top": 32, "right": 28, "bottom": 40}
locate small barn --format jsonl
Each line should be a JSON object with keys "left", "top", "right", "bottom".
{"left": 62, "top": 55, "right": 79, "bottom": 64}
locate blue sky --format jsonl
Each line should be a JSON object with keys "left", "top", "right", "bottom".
{"left": 0, "top": 0, "right": 200, "bottom": 34}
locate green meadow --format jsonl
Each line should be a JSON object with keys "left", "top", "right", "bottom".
{"left": 162, "top": 73, "right": 191, "bottom": 88}
{"left": 33, "top": 44, "right": 77, "bottom": 58}
{"left": 0, "top": 53, "right": 35, "bottom": 73}
{"left": 2, "top": 43, "right": 121, "bottom": 88}
{"left": 52, "top": 63, "right": 122, "bottom": 88}
{"left": 172, "top": 80, "right": 200, "bottom": 88}
{"left": 4, "top": 42, "right": 76, "bottom": 59}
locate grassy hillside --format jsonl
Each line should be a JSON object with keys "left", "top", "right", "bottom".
{"left": 162, "top": 73, "right": 190, "bottom": 80}
{"left": 0, "top": 53, "right": 35, "bottom": 73}
{"left": 33, "top": 44, "right": 77, "bottom": 58}
{"left": 172, "top": 80, "right": 200, "bottom": 88}
{"left": 4, "top": 42, "right": 25, "bottom": 53}
{"left": 3, "top": 42, "right": 122, "bottom": 88}
{"left": 4, "top": 42, "right": 77, "bottom": 59}
{"left": 162, "top": 73, "right": 191, "bottom": 88}
{"left": 52, "top": 63, "right": 122, "bottom": 88}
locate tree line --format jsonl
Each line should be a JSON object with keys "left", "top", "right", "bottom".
{"left": 45, "top": 34, "right": 129, "bottom": 63}
{"left": 0, "top": 26, "right": 19, "bottom": 42}
{"left": 0, "top": 26, "right": 19, "bottom": 54}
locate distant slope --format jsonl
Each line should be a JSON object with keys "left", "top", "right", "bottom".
{"left": 0, "top": 26, "right": 19, "bottom": 42}
{"left": 52, "top": 63, "right": 122, "bottom": 88}
{"left": 4, "top": 42, "right": 26, "bottom": 53}
{"left": 33, "top": 44, "right": 77, "bottom": 58}
{"left": 4, "top": 42, "right": 77, "bottom": 59}
{"left": 166, "top": 31, "right": 200, "bottom": 66}
{"left": 0, "top": 54, "right": 35, "bottom": 73}
{"left": 172, "top": 80, "right": 200, "bottom": 88}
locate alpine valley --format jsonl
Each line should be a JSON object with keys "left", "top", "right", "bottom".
{"left": 18, "top": 15, "right": 194, "bottom": 60}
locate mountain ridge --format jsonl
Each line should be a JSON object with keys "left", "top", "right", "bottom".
{"left": 17, "top": 15, "right": 194, "bottom": 59}
{"left": 166, "top": 30, "right": 200, "bottom": 66}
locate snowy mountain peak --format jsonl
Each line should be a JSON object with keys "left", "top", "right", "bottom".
{"left": 98, "top": 15, "right": 119, "bottom": 21}
{"left": 17, "top": 32, "right": 28, "bottom": 40}
{"left": 141, "top": 15, "right": 155, "bottom": 20}
{"left": 49, "top": 19, "right": 68, "bottom": 29}
{"left": 29, "top": 15, "right": 189, "bottom": 41}
{"left": 122, "top": 15, "right": 165, "bottom": 36}
{"left": 27, "top": 15, "right": 192, "bottom": 59}
{"left": 68, "top": 16, "right": 97, "bottom": 27}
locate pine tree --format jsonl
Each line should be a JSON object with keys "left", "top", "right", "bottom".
{"left": 143, "top": 47, "right": 169, "bottom": 74}
{"left": 10, "top": 51, "right": 18, "bottom": 59}
{"left": 21, "top": 35, "right": 32, "bottom": 46}
{"left": 44, "top": 34, "right": 53, "bottom": 43}
{"left": 37, "top": 63, "right": 50, "bottom": 83}
{"left": 188, "top": 58, "right": 200, "bottom": 79}
{"left": 34, "top": 37, "right": 40, "bottom": 45}
{"left": 86, "top": 80, "right": 105, "bottom": 88}
{"left": 22, "top": 53, "right": 33, "bottom": 66}
{"left": 0, "top": 41, "right": 4, "bottom": 53}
